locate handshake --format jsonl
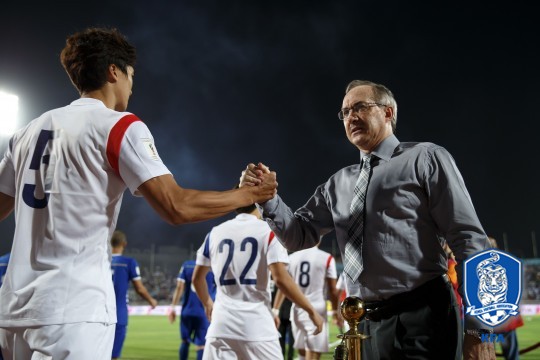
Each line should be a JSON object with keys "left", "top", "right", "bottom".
{"left": 239, "top": 162, "right": 278, "bottom": 205}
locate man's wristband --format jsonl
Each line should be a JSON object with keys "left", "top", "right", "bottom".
{"left": 272, "top": 308, "right": 280, "bottom": 317}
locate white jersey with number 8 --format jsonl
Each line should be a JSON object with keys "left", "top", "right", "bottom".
{"left": 289, "top": 247, "right": 337, "bottom": 315}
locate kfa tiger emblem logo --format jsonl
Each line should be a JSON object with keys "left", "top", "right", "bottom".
{"left": 464, "top": 249, "right": 521, "bottom": 327}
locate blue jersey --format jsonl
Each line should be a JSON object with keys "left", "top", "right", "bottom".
{"left": 111, "top": 254, "right": 141, "bottom": 325}
{"left": 178, "top": 260, "right": 215, "bottom": 317}
{"left": 0, "top": 253, "right": 10, "bottom": 288}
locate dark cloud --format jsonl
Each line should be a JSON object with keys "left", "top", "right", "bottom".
{"left": 1, "top": 1, "right": 539, "bottom": 258}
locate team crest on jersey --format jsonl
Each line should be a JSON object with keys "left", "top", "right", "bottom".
{"left": 464, "top": 249, "right": 521, "bottom": 327}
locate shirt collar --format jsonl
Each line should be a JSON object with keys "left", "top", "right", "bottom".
{"left": 360, "top": 134, "right": 399, "bottom": 163}
{"left": 70, "top": 98, "right": 107, "bottom": 107}
{"left": 235, "top": 213, "right": 258, "bottom": 220}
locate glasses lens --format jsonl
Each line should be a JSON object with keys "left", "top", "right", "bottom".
{"left": 353, "top": 103, "right": 366, "bottom": 112}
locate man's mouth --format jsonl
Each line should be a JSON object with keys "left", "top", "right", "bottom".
{"left": 350, "top": 126, "right": 365, "bottom": 135}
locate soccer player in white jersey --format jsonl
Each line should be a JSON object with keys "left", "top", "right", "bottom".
{"left": 192, "top": 204, "right": 324, "bottom": 360}
{"left": 275, "top": 244, "right": 339, "bottom": 360}
{"left": 0, "top": 27, "right": 276, "bottom": 360}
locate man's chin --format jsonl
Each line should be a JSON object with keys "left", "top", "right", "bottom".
{"left": 350, "top": 135, "right": 368, "bottom": 149}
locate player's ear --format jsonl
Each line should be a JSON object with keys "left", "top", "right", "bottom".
{"left": 107, "top": 64, "right": 119, "bottom": 83}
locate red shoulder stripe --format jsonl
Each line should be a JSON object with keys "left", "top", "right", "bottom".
{"left": 106, "top": 114, "right": 141, "bottom": 176}
{"left": 268, "top": 231, "right": 275, "bottom": 245}
{"left": 326, "top": 255, "right": 333, "bottom": 269}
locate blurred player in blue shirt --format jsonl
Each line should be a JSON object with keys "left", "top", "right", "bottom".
{"left": 0, "top": 253, "right": 9, "bottom": 288}
{"left": 111, "top": 231, "right": 157, "bottom": 360}
{"left": 0, "top": 252, "right": 9, "bottom": 360}
{"left": 169, "top": 260, "right": 216, "bottom": 360}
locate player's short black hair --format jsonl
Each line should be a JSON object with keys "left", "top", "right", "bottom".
{"left": 60, "top": 27, "right": 136, "bottom": 94}
{"left": 111, "top": 230, "right": 127, "bottom": 247}
{"left": 234, "top": 184, "right": 257, "bottom": 214}
{"left": 236, "top": 203, "right": 257, "bottom": 214}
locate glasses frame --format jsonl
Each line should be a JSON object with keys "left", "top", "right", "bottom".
{"left": 338, "top": 101, "right": 386, "bottom": 121}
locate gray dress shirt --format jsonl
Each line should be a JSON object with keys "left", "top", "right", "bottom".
{"left": 260, "top": 134, "right": 489, "bottom": 301}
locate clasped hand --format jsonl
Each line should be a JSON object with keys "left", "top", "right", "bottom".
{"left": 240, "top": 162, "right": 277, "bottom": 203}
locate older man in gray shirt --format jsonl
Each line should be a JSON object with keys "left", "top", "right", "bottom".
{"left": 241, "top": 80, "right": 495, "bottom": 360}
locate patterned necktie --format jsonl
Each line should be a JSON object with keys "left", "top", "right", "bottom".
{"left": 344, "top": 154, "right": 373, "bottom": 282}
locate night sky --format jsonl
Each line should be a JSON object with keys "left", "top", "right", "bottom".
{"left": 1, "top": 1, "right": 539, "bottom": 258}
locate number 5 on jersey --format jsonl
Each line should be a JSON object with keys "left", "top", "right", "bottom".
{"left": 23, "top": 129, "right": 54, "bottom": 209}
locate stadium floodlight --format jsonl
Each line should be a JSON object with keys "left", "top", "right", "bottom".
{"left": 0, "top": 91, "right": 19, "bottom": 136}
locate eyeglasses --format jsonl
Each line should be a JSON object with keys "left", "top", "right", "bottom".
{"left": 338, "top": 101, "right": 386, "bottom": 121}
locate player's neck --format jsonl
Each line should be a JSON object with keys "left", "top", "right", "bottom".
{"left": 81, "top": 87, "right": 116, "bottom": 110}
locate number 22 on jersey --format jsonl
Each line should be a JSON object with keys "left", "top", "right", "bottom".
{"left": 218, "top": 237, "right": 258, "bottom": 286}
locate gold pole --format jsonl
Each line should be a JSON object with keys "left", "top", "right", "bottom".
{"left": 333, "top": 296, "right": 369, "bottom": 360}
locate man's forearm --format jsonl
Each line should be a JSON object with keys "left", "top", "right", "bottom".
{"left": 273, "top": 289, "right": 285, "bottom": 312}
{"left": 139, "top": 174, "right": 277, "bottom": 226}
{"left": 170, "top": 283, "right": 183, "bottom": 306}
{"left": 260, "top": 196, "right": 321, "bottom": 252}
{"left": 328, "top": 280, "right": 339, "bottom": 313}
{"left": 275, "top": 275, "right": 314, "bottom": 315}
{"left": 135, "top": 286, "right": 155, "bottom": 304}
{"left": 192, "top": 266, "right": 212, "bottom": 306}
{"left": 0, "top": 192, "right": 14, "bottom": 221}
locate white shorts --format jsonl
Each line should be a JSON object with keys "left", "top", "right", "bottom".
{"left": 292, "top": 318, "right": 329, "bottom": 353}
{"left": 203, "top": 337, "right": 282, "bottom": 360}
{"left": 0, "top": 322, "right": 115, "bottom": 360}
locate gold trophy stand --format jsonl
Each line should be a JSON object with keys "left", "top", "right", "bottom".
{"left": 333, "top": 296, "right": 369, "bottom": 360}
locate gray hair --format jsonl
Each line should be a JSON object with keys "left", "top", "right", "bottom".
{"left": 345, "top": 80, "right": 398, "bottom": 133}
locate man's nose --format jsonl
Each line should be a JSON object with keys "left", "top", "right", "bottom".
{"left": 346, "top": 113, "right": 360, "bottom": 122}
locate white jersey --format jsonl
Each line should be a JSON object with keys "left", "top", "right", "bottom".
{"left": 289, "top": 247, "right": 337, "bottom": 320}
{"left": 0, "top": 98, "right": 170, "bottom": 326}
{"left": 336, "top": 273, "right": 348, "bottom": 295}
{"left": 196, "top": 213, "right": 289, "bottom": 341}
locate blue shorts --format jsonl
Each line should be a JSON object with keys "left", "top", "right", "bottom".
{"left": 112, "top": 324, "right": 127, "bottom": 358}
{"left": 180, "top": 314, "right": 209, "bottom": 346}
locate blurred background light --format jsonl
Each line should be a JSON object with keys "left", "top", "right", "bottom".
{"left": 0, "top": 91, "right": 19, "bottom": 136}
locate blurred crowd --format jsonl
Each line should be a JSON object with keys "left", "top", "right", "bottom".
{"left": 127, "top": 257, "right": 540, "bottom": 305}
{"left": 524, "top": 263, "right": 540, "bottom": 301}
{"left": 129, "top": 266, "right": 177, "bottom": 303}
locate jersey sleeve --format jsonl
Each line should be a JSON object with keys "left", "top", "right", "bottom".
{"left": 196, "top": 232, "right": 212, "bottom": 267}
{"left": 266, "top": 232, "right": 289, "bottom": 265}
{"left": 336, "top": 273, "right": 346, "bottom": 290}
{"left": 0, "top": 136, "right": 16, "bottom": 196}
{"left": 326, "top": 255, "right": 337, "bottom": 279}
{"left": 177, "top": 264, "right": 186, "bottom": 282}
{"left": 129, "top": 258, "right": 141, "bottom": 281}
{"left": 116, "top": 120, "right": 172, "bottom": 196}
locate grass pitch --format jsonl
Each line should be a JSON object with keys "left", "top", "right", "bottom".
{"left": 121, "top": 315, "right": 540, "bottom": 359}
